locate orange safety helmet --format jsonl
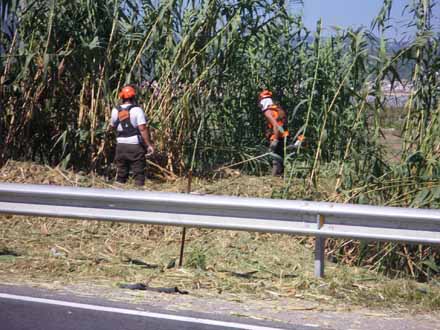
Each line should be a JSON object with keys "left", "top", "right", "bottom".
{"left": 119, "top": 86, "right": 136, "bottom": 99}
{"left": 258, "top": 89, "right": 273, "bottom": 101}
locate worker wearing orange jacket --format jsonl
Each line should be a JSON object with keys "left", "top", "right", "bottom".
{"left": 258, "top": 90, "right": 289, "bottom": 176}
{"left": 111, "top": 85, "right": 154, "bottom": 186}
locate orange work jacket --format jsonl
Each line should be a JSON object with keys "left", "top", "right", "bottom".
{"left": 264, "top": 105, "right": 289, "bottom": 141}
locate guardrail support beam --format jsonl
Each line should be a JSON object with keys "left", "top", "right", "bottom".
{"left": 315, "top": 214, "right": 325, "bottom": 278}
{"left": 314, "top": 236, "right": 325, "bottom": 278}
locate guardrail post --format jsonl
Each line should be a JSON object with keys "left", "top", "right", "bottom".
{"left": 314, "top": 214, "right": 325, "bottom": 278}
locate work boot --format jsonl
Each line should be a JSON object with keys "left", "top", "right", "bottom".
{"left": 116, "top": 178, "right": 127, "bottom": 184}
{"left": 272, "top": 161, "right": 283, "bottom": 176}
{"left": 134, "top": 180, "right": 145, "bottom": 186}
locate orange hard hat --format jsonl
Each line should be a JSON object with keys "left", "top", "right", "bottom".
{"left": 119, "top": 86, "right": 136, "bottom": 99}
{"left": 258, "top": 90, "right": 272, "bottom": 101}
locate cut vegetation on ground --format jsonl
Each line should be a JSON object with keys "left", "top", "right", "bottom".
{"left": 0, "top": 161, "right": 439, "bottom": 313}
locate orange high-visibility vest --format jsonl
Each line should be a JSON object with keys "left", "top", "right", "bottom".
{"left": 265, "top": 105, "right": 289, "bottom": 141}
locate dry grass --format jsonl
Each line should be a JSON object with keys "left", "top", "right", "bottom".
{"left": 0, "top": 161, "right": 439, "bottom": 312}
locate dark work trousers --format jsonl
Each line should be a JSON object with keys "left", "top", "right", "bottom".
{"left": 270, "top": 138, "right": 286, "bottom": 176}
{"left": 115, "top": 143, "right": 146, "bottom": 186}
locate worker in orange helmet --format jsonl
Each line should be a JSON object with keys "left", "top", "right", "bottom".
{"left": 110, "top": 85, "right": 154, "bottom": 186}
{"left": 258, "top": 89, "right": 289, "bottom": 176}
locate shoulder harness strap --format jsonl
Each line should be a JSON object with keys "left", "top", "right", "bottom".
{"left": 115, "top": 104, "right": 140, "bottom": 138}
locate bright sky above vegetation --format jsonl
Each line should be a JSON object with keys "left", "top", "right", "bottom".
{"left": 290, "top": 0, "right": 439, "bottom": 38}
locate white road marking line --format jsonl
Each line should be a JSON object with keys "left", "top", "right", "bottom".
{"left": 0, "top": 293, "right": 288, "bottom": 330}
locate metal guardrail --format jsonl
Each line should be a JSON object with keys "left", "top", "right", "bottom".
{"left": 0, "top": 183, "right": 439, "bottom": 277}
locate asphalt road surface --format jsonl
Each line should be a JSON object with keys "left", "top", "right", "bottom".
{"left": 0, "top": 285, "right": 321, "bottom": 330}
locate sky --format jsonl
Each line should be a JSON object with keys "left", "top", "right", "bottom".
{"left": 290, "top": 0, "right": 439, "bottom": 38}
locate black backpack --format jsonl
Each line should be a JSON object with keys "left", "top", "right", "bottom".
{"left": 114, "top": 105, "right": 139, "bottom": 138}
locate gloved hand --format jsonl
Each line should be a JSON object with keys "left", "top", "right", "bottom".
{"left": 293, "top": 134, "right": 305, "bottom": 148}
{"left": 146, "top": 145, "right": 154, "bottom": 156}
{"left": 269, "top": 139, "right": 279, "bottom": 152}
